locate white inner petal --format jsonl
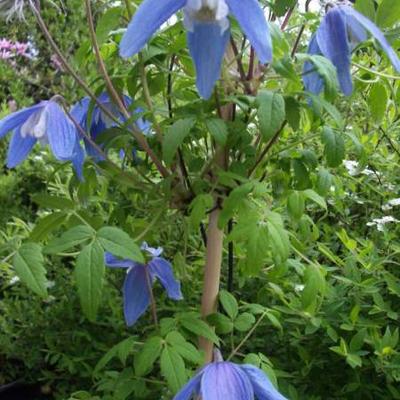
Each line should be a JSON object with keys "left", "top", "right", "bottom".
{"left": 20, "top": 108, "right": 47, "bottom": 139}
{"left": 184, "top": 0, "right": 229, "bottom": 33}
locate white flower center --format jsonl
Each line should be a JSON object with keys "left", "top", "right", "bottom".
{"left": 184, "top": 0, "right": 229, "bottom": 33}
{"left": 20, "top": 107, "right": 48, "bottom": 140}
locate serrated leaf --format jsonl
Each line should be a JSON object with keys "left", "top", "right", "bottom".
{"left": 94, "top": 337, "right": 136, "bottom": 374}
{"left": 160, "top": 346, "right": 187, "bottom": 393}
{"left": 267, "top": 212, "right": 290, "bottom": 265}
{"left": 321, "top": 127, "right": 345, "bottom": 168}
{"left": 234, "top": 312, "right": 256, "bottom": 332}
{"left": 44, "top": 225, "right": 94, "bottom": 254}
{"left": 31, "top": 193, "right": 75, "bottom": 210}
{"left": 13, "top": 243, "right": 48, "bottom": 297}
{"left": 166, "top": 331, "right": 202, "bottom": 364}
{"left": 303, "top": 189, "right": 327, "bottom": 210}
{"left": 219, "top": 290, "right": 238, "bottom": 319}
{"left": 205, "top": 118, "right": 228, "bottom": 145}
{"left": 75, "top": 241, "right": 105, "bottom": 321}
{"left": 134, "top": 336, "right": 163, "bottom": 376}
{"left": 30, "top": 212, "right": 68, "bottom": 242}
{"left": 163, "top": 118, "right": 195, "bottom": 165}
{"left": 287, "top": 191, "right": 305, "bottom": 221}
{"left": 97, "top": 227, "right": 143, "bottom": 263}
{"left": 257, "top": 91, "right": 286, "bottom": 141}
{"left": 180, "top": 315, "right": 219, "bottom": 345}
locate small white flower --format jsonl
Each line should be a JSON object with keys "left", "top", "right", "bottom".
{"left": 294, "top": 284, "right": 305, "bottom": 292}
{"left": 9, "top": 275, "right": 20, "bottom": 285}
{"left": 388, "top": 198, "right": 400, "bottom": 207}
{"left": 367, "top": 216, "right": 399, "bottom": 232}
{"left": 343, "top": 160, "right": 359, "bottom": 176}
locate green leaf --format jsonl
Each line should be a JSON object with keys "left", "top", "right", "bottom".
{"left": 287, "top": 191, "right": 305, "bottom": 221}
{"left": 321, "top": 127, "right": 345, "bottom": 168}
{"left": 257, "top": 91, "right": 286, "bottom": 141}
{"left": 75, "top": 241, "right": 105, "bottom": 321}
{"left": 207, "top": 313, "right": 234, "bottom": 334}
{"left": 267, "top": 212, "right": 290, "bottom": 265}
{"left": 180, "top": 314, "right": 220, "bottom": 345}
{"left": 355, "top": 0, "right": 376, "bottom": 20}
{"left": 165, "top": 331, "right": 202, "bottom": 364}
{"left": 160, "top": 346, "right": 187, "bottom": 393}
{"left": 292, "top": 159, "right": 311, "bottom": 190}
{"left": 134, "top": 336, "right": 163, "bottom": 376}
{"left": 44, "top": 225, "right": 94, "bottom": 254}
{"left": 95, "top": 337, "right": 136, "bottom": 374}
{"left": 189, "top": 194, "right": 214, "bottom": 229}
{"left": 30, "top": 212, "right": 68, "bottom": 242}
{"left": 97, "top": 227, "right": 143, "bottom": 263}
{"left": 303, "top": 189, "right": 327, "bottom": 210}
{"left": 96, "top": 7, "right": 121, "bottom": 45}
{"left": 219, "top": 290, "right": 238, "bottom": 319}
{"left": 368, "top": 83, "right": 388, "bottom": 123}
{"left": 32, "top": 193, "right": 75, "bottom": 210}
{"left": 234, "top": 313, "right": 256, "bottom": 332}
{"left": 163, "top": 118, "right": 195, "bottom": 165}
{"left": 346, "top": 353, "right": 363, "bottom": 369}
{"left": 300, "top": 54, "right": 338, "bottom": 99}
{"left": 285, "top": 97, "right": 301, "bottom": 131}
{"left": 205, "top": 118, "right": 228, "bottom": 145}
{"left": 13, "top": 243, "right": 48, "bottom": 297}
{"left": 308, "top": 94, "right": 344, "bottom": 128}
{"left": 376, "top": 0, "right": 400, "bottom": 28}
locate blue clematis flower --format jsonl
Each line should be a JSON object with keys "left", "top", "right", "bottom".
{"left": 174, "top": 358, "right": 287, "bottom": 400}
{"left": 119, "top": 0, "right": 272, "bottom": 99}
{"left": 105, "top": 242, "right": 183, "bottom": 326}
{"left": 303, "top": 4, "right": 400, "bottom": 96}
{"left": 0, "top": 100, "right": 85, "bottom": 179}
{"left": 71, "top": 93, "right": 150, "bottom": 161}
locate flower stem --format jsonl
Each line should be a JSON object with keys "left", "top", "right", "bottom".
{"left": 199, "top": 207, "right": 224, "bottom": 363}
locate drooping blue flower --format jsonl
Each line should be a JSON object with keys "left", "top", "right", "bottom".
{"left": 105, "top": 242, "right": 182, "bottom": 326}
{"left": 174, "top": 359, "right": 287, "bottom": 400}
{"left": 71, "top": 93, "right": 150, "bottom": 161}
{"left": 303, "top": 4, "right": 400, "bottom": 96}
{"left": 0, "top": 100, "right": 85, "bottom": 179}
{"left": 119, "top": 0, "right": 273, "bottom": 99}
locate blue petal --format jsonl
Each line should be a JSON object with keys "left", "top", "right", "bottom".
{"left": 345, "top": 14, "right": 368, "bottom": 48}
{"left": 173, "top": 371, "right": 202, "bottom": 400}
{"left": 340, "top": 5, "right": 400, "bottom": 72}
{"left": 316, "top": 8, "right": 352, "bottom": 95}
{"left": 149, "top": 257, "right": 183, "bottom": 300}
{"left": 201, "top": 362, "right": 254, "bottom": 399}
{"left": 123, "top": 264, "right": 151, "bottom": 326}
{"left": 0, "top": 103, "right": 46, "bottom": 139}
{"left": 70, "top": 139, "right": 86, "bottom": 181}
{"left": 241, "top": 364, "right": 288, "bottom": 400}
{"left": 6, "top": 127, "right": 37, "bottom": 168}
{"left": 71, "top": 97, "right": 90, "bottom": 130}
{"left": 187, "top": 22, "right": 230, "bottom": 99}
{"left": 120, "top": 0, "right": 185, "bottom": 58}
{"left": 45, "top": 101, "right": 77, "bottom": 160}
{"left": 226, "top": 0, "right": 272, "bottom": 63}
{"left": 105, "top": 253, "right": 137, "bottom": 269}
{"left": 303, "top": 35, "right": 325, "bottom": 95}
